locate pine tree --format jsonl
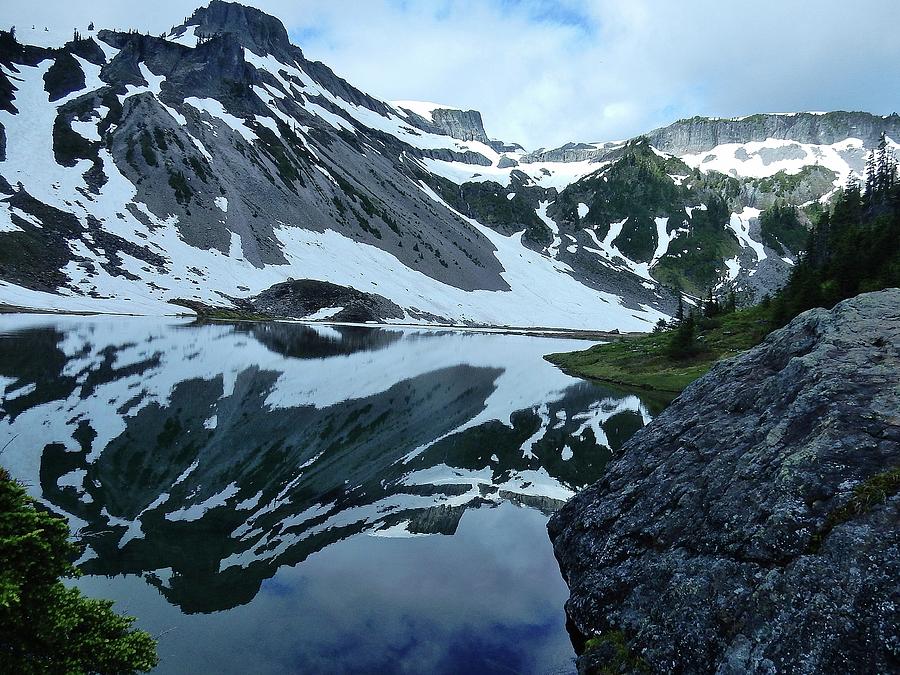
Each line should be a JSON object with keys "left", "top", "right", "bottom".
{"left": 865, "top": 150, "right": 877, "bottom": 197}
{"left": 667, "top": 310, "right": 697, "bottom": 359}
{"left": 864, "top": 133, "right": 899, "bottom": 206}
{"left": 876, "top": 133, "right": 890, "bottom": 195}
{"left": 88, "top": 21, "right": 94, "bottom": 31}
{"left": 675, "top": 295, "right": 684, "bottom": 324}
{"left": 703, "top": 288, "right": 719, "bottom": 318}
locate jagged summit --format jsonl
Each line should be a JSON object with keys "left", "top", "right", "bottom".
{"left": 171, "top": 0, "right": 292, "bottom": 57}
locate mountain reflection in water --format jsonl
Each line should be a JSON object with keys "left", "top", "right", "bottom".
{"left": 0, "top": 316, "right": 667, "bottom": 674}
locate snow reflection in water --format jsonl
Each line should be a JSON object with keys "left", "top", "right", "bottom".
{"left": 0, "top": 316, "right": 667, "bottom": 674}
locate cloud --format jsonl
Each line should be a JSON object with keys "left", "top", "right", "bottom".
{"left": 5, "top": 0, "right": 900, "bottom": 150}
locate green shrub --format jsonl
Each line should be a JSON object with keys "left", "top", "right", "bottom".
{"left": 667, "top": 313, "right": 699, "bottom": 359}
{"left": 168, "top": 169, "right": 192, "bottom": 204}
{"left": 583, "top": 630, "right": 649, "bottom": 674}
{"left": 808, "top": 466, "right": 900, "bottom": 553}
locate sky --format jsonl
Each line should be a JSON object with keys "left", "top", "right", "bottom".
{"left": 5, "top": 0, "right": 900, "bottom": 150}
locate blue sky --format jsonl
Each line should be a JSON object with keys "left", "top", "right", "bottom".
{"left": 5, "top": 0, "right": 900, "bottom": 149}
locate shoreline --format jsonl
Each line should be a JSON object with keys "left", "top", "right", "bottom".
{"left": 0, "top": 303, "right": 646, "bottom": 341}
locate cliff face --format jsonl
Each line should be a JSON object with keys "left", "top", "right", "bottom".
{"left": 648, "top": 111, "right": 900, "bottom": 156}
{"left": 520, "top": 142, "right": 619, "bottom": 164}
{"left": 549, "top": 289, "right": 900, "bottom": 674}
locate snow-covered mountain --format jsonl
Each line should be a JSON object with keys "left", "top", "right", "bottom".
{"left": 1, "top": 2, "right": 897, "bottom": 329}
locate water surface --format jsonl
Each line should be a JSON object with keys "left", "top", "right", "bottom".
{"left": 0, "top": 316, "right": 666, "bottom": 674}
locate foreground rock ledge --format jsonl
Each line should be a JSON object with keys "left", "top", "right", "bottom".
{"left": 549, "top": 289, "right": 900, "bottom": 674}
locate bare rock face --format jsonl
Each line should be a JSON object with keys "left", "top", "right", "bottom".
{"left": 647, "top": 111, "right": 900, "bottom": 156}
{"left": 549, "top": 289, "right": 900, "bottom": 674}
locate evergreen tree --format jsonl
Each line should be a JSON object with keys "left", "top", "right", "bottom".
{"left": 725, "top": 290, "right": 737, "bottom": 313}
{"left": 703, "top": 288, "right": 719, "bottom": 318}
{"left": 667, "top": 310, "right": 698, "bottom": 359}
{"left": 0, "top": 468, "right": 158, "bottom": 672}
{"left": 675, "top": 295, "right": 684, "bottom": 323}
{"left": 88, "top": 21, "right": 95, "bottom": 31}
{"left": 773, "top": 177, "right": 900, "bottom": 326}
{"left": 865, "top": 133, "right": 898, "bottom": 206}
{"left": 876, "top": 133, "right": 890, "bottom": 194}
{"left": 865, "top": 150, "right": 877, "bottom": 197}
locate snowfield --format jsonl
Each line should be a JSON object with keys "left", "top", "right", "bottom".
{"left": 0, "top": 42, "right": 665, "bottom": 330}
{"left": 1, "top": 19, "right": 892, "bottom": 329}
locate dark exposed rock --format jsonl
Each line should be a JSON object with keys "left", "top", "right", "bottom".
{"left": 247, "top": 322, "right": 403, "bottom": 359}
{"left": 176, "top": 0, "right": 292, "bottom": 58}
{"left": 249, "top": 278, "right": 405, "bottom": 323}
{"left": 419, "top": 147, "right": 492, "bottom": 166}
{"left": 549, "top": 289, "right": 900, "bottom": 674}
{"left": 43, "top": 52, "right": 86, "bottom": 102}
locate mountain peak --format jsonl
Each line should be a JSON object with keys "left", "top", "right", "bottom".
{"left": 173, "top": 0, "right": 292, "bottom": 57}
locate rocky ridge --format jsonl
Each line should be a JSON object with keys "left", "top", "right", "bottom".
{"left": 647, "top": 111, "right": 900, "bottom": 156}
{"left": 549, "top": 289, "right": 900, "bottom": 673}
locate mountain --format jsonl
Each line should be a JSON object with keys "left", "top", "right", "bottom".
{"left": 0, "top": 2, "right": 897, "bottom": 329}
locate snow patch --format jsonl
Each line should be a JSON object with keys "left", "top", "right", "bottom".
{"left": 184, "top": 97, "right": 257, "bottom": 143}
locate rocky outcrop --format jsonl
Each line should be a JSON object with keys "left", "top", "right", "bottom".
{"left": 549, "top": 289, "right": 900, "bottom": 674}
{"left": 173, "top": 0, "right": 292, "bottom": 58}
{"left": 430, "top": 108, "right": 491, "bottom": 144}
{"left": 396, "top": 105, "right": 522, "bottom": 153}
{"left": 648, "top": 111, "right": 900, "bottom": 156}
{"left": 524, "top": 112, "right": 899, "bottom": 167}
{"left": 249, "top": 279, "right": 405, "bottom": 323}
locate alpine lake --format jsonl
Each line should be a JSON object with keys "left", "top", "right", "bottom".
{"left": 0, "top": 315, "right": 672, "bottom": 674}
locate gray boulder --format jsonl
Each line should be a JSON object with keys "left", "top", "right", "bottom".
{"left": 549, "top": 289, "right": 900, "bottom": 674}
